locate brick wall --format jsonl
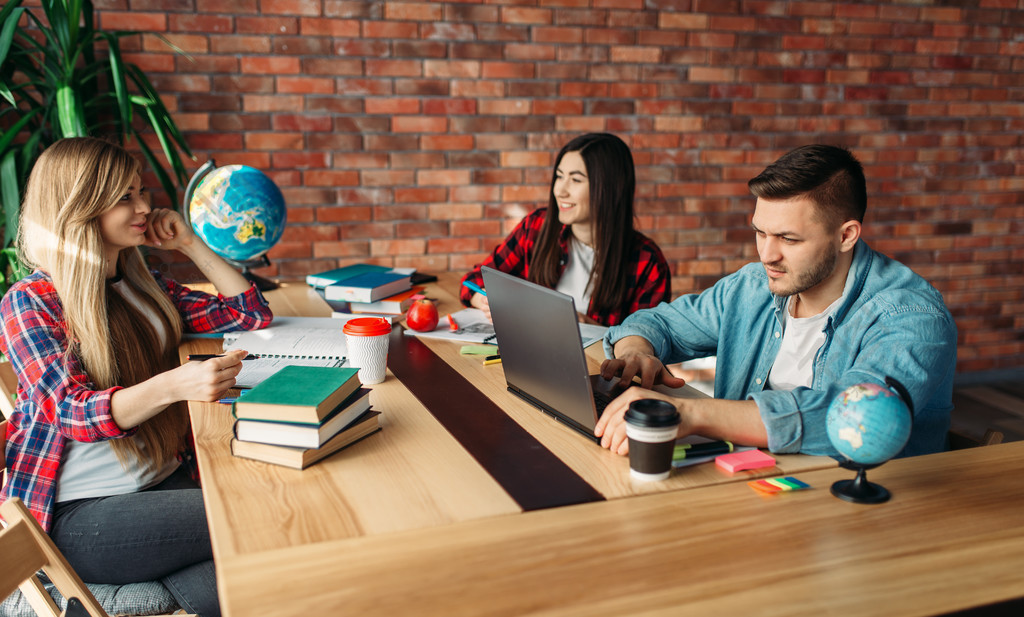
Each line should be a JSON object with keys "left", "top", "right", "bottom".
{"left": 91, "top": 0, "right": 1024, "bottom": 375}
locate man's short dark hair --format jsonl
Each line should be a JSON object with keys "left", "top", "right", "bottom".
{"left": 747, "top": 145, "right": 867, "bottom": 230}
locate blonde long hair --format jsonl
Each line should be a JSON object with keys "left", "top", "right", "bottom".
{"left": 18, "top": 137, "right": 188, "bottom": 470}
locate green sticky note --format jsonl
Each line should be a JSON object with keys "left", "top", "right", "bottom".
{"left": 460, "top": 345, "right": 498, "bottom": 355}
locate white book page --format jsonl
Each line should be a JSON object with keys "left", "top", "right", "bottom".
{"left": 233, "top": 357, "right": 346, "bottom": 389}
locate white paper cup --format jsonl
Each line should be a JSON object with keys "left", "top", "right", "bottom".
{"left": 625, "top": 399, "right": 681, "bottom": 481}
{"left": 342, "top": 317, "right": 391, "bottom": 385}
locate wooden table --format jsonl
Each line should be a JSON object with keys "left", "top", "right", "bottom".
{"left": 184, "top": 279, "right": 1024, "bottom": 616}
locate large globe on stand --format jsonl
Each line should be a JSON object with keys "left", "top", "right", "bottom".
{"left": 184, "top": 162, "right": 286, "bottom": 290}
{"left": 826, "top": 378, "right": 913, "bottom": 504}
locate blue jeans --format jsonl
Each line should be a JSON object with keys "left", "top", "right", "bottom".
{"left": 50, "top": 467, "right": 220, "bottom": 617}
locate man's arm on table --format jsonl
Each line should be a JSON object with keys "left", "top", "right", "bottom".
{"left": 596, "top": 335, "right": 769, "bottom": 455}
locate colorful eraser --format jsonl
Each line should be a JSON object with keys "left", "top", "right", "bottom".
{"left": 716, "top": 449, "right": 776, "bottom": 473}
{"left": 748, "top": 479, "right": 783, "bottom": 494}
{"left": 783, "top": 476, "right": 811, "bottom": 489}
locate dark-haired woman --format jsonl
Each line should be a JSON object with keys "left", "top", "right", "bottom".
{"left": 460, "top": 133, "right": 671, "bottom": 326}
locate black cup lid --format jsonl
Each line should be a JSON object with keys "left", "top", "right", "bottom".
{"left": 624, "top": 399, "right": 680, "bottom": 428}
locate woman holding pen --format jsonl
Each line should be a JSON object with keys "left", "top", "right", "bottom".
{"left": 459, "top": 133, "right": 671, "bottom": 327}
{"left": 0, "top": 137, "right": 273, "bottom": 616}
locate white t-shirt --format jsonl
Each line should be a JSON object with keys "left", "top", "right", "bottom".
{"left": 554, "top": 236, "right": 595, "bottom": 314}
{"left": 55, "top": 278, "right": 179, "bottom": 502}
{"left": 767, "top": 295, "right": 844, "bottom": 391}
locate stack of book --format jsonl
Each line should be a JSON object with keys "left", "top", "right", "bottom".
{"left": 229, "top": 365, "right": 381, "bottom": 469}
{"left": 306, "top": 264, "right": 414, "bottom": 304}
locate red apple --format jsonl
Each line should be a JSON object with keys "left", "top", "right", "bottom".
{"left": 406, "top": 298, "right": 439, "bottom": 332}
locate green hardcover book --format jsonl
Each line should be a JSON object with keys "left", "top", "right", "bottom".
{"left": 233, "top": 365, "right": 361, "bottom": 424}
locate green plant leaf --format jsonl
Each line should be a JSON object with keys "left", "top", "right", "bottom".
{"left": 0, "top": 5, "right": 26, "bottom": 73}
{"left": 97, "top": 31, "right": 131, "bottom": 132}
{"left": 56, "top": 84, "right": 87, "bottom": 137}
{"left": 1, "top": 151, "right": 21, "bottom": 247}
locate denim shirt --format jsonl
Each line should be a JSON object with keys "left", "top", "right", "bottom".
{"left": 604, "top": 240, "right": 957, "bottom": 458}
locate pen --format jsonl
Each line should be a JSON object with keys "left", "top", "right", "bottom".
{"left": 673, "top": 441, "right": 734, "bottom": 461}
{"left": 462, "top": 280, "right": 487, "bottom": 297}
{"left": 187, "top": 354, "right": 259, "bottom": 361}
{"left": 483, "top": 355, "right": 502, "bottom": 366}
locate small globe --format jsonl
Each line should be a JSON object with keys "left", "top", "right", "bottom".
{"left": 187, "top": 164, "right": 285, "bottom": 263}
{"left": 826, "top": 382, "right": 912, "bottom": 466}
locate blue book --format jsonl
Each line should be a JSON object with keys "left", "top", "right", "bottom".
{"left": 305, "top": 264, "right": 392, "bottom": 289}
{"left": 322, "top": 271, "right": 412, "bottom": 303}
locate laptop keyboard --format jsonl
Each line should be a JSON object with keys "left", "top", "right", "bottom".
{"left": 593, "top": 389, "right": 614, "bottom": 416}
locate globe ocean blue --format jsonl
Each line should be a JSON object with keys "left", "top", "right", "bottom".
{"left": 187, "top": 165, "right": 286, "bottom": 262}
{"left": 826, "top": 382, "right": 912, "bottom": 465}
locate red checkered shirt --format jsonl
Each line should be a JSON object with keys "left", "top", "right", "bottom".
{"left": 460, "top": 208, "right": 671, "bottom": 326}
{"left": 0, "top": 270, "right": 273, "bottom": 531}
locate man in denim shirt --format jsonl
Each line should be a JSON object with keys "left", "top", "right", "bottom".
{"left": 597, "top": 145, "right": 957, "bottom": 458}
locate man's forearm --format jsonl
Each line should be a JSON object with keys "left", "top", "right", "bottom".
{"left": 681, "top": 397, "right": 769, "bottom": 448}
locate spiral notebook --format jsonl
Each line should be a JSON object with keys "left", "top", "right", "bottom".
{"left": 223, "top": 317, "right": 350, "bottom": 388}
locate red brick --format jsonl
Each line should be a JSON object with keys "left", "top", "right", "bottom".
{"left": 398, "top": 221, "right": 448, "bottom": 238}
{"left": 658, "top": 13, "right": 708, "bottom": 30}
{"left": 262, "top": 0, "right": 320, "bottom": 16}
{"left": 169, "top": 14, "right": 233, "bottom": 32}
{"left": 362, "top": 171, "right": 416, "bottom": 187}
{"left": 100, "top": 12, "right": 166, "bottom": 31}
{"left": 210, "top": 35, "right": 271, "bottom": 54}
{"left": 363, "top": 20, "right": 418, "bottom": 39}
{"left": 237, "top": 16, "right": 298, "bottom": 34}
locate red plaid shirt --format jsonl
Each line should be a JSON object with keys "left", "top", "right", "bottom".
{"left": 0, "top": 270, "right": 273, "bottom": 531}
{"left": 460, "top": 208, "right": 671, "bottom": 326}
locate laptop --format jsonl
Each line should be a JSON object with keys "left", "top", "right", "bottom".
{"left": 481, "top": 266, "right": 628, "bottom": 443}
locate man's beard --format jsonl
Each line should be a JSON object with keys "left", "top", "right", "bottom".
{"left": 765, "top": 242, "right": 838, "bottom": 298}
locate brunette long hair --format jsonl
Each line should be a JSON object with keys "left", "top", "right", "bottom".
{"left": 528, "top": 133, "right": 638, "bottom": 316}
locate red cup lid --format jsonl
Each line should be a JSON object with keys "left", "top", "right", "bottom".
{"left": 342, "top": 317, "right": 392, "bottom": 336}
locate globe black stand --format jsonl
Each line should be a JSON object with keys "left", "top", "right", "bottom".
{"left": 831, "top": 461, "right": 890, "bottom": 504}
{"left": 228, "top": 254, "right": 278, "bottom": 292}
{"left": 830, "top": 376, "right": 915, "bottom": 505}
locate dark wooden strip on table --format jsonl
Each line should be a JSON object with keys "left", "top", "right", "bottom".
{"left": 387, "top": 328, "right": 605, "bottom": 511}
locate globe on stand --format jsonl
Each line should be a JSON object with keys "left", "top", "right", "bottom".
{"left": 182, "top": 160, "right": 286, "bottom": 291}
{"left": 825, "top": 377, "right": 914, "bottom": 504}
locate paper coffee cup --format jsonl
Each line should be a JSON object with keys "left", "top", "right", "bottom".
{"left": 625, "top": 399, "right": 681, "bottom": 481}
{"left": 342, "top": 317, "right": 392, "bottom": 385}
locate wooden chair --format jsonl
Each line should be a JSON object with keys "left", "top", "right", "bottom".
{"left": 948, "top": 427, "right": 1005, "bottom": 450}
{"left": 0, "top": 498, "right": 194, "bottom": 617}
{"left": 0, "top": 360, "right": 16, "bottom": 418}
{"left": 1, "top": 359, "right": 12, "bottom": 485}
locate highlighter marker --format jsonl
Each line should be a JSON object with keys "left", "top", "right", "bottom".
{"left": 672, "top": 441, "right": 734, "bottom": 461}
{"left": 462, "top": 280, "right": 487, "bottom": 297}
{"left": 187, "top": 354, "right": 259, "bottom": 361}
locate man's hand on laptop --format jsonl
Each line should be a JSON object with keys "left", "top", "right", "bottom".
{"left": 594, "top": 387, "right": 687, "bottom": 455}
{"left": 601, "top": 335, "right": 687, "bottom": 390}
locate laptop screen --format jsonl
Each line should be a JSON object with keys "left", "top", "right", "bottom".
{"left": 481, "top": 267, "right": 602, "bottom": 438}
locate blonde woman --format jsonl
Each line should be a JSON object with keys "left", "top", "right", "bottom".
{"left": 0, "top": 137, "right": 273, "bottom": 616}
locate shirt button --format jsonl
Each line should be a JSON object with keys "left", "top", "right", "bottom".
{"left": 756, "top": 378, "right": 762, "bottom": 385}
{"left": 775, "top": 332, "right": 781, "bottom": 338}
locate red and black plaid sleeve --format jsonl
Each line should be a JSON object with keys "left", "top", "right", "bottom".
{"left": 459, "top": 208, "right": 547, "bottom": 305}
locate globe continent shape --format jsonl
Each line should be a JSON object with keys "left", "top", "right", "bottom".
{"left": 826, "top": 382, "right": 912, "bottom": 465}
{"left": 188, "top": 165, "right": 286, "bottom": 262}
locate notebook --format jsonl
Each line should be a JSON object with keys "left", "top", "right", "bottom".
{"left": 482, "top": 267, "right": 708, "bottom": 444}
{"left": 222, "top": 317, "right": 349, "bottom": 388}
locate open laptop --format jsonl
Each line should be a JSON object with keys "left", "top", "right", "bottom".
{"left": 481, "top": 266, "right": 629, "bottom": 443}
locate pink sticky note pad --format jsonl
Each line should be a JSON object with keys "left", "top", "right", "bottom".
{"left": 716, "top": 450, "right": 776, "bottom": 473}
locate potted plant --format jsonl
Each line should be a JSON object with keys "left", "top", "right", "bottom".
{"left": 0, "top": 0, "right": 193, "bottom": 295}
